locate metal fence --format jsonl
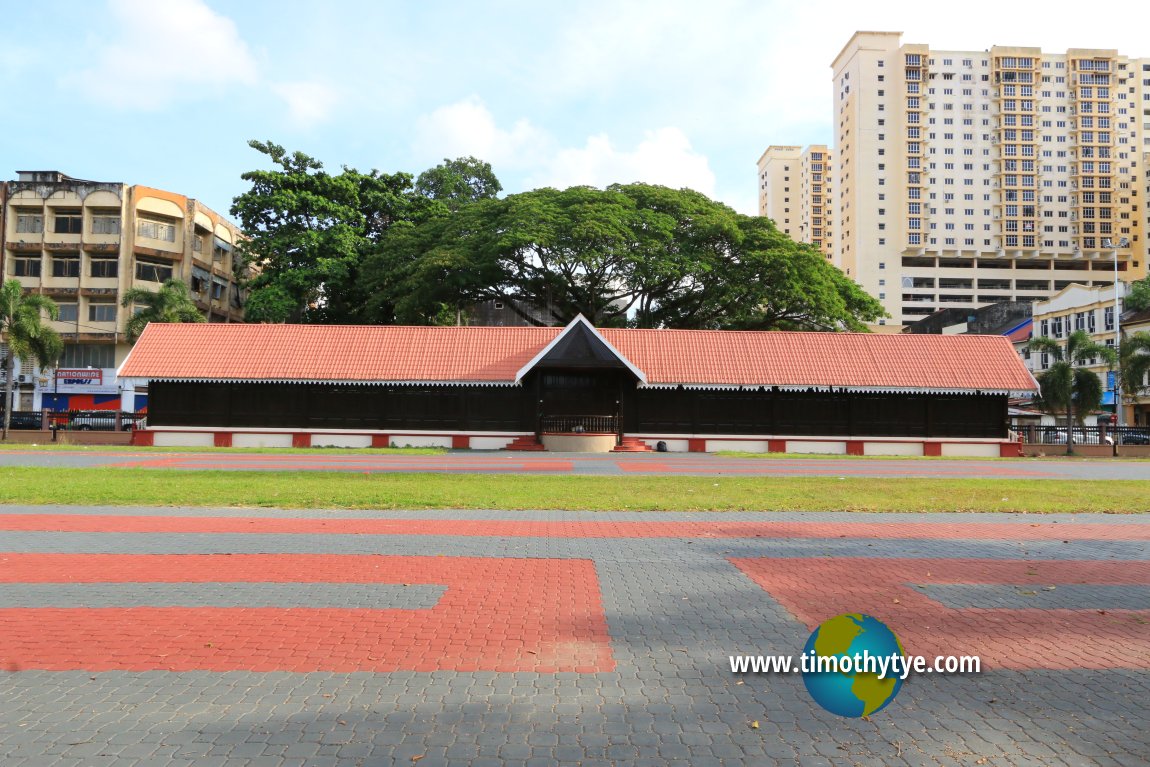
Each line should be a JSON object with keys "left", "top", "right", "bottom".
{"left": 0, "top": 411, "right": 146, "bottom": 432}
{"left": 1016, "top": 424, "right": 1150, "bottom": 446}
{"left": 540, "top": 414, "right": 619, "bottom": 434}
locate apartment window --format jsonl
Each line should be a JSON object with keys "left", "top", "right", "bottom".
{"left": 136, "top": 217, "right": 177, "bottom": 242}
{"left": 135, "top": 257, "right": 173, "bottom": 283}
{"left": 61, "top": 344, "right": 115, "bottom": 369}
{"left": 89, "top": 258, "right": 118, "bottom": 278}
{"left": 1104, "top": 306, "right": 1115, "bottom": 330}
{"left": 11, "top": 255, "right": 41, "bottom": 277}
{"left": 89, "top": 211, "right": 120, "bottom": 235}
{"left": 53, "top": 209, "right": 83, "bottom": 234}
{"left": 88, "top": 302, "right": 117, "bottom": 323}
{"left": 51, "top": 254, "right": 80, "bottom": 278}
{"left": 57, "top": 303, "right": 79, "bottom": 323}
{"left": 15, "top": 211, "right": 43, "bottom": 233}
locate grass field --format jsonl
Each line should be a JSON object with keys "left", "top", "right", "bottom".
{"left": 1, "top": 467, "right": 1146, "bottom": 513}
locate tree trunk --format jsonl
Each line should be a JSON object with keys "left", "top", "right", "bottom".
{"left": 1065, "top": 399, "right": 1074, "bottom": 456}
{"left": 1, "top": 351, "right": 13, "bottom": 441}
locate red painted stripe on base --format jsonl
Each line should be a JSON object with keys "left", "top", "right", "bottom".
{"left": 731, "top": 557, "right": 1150, "bottom": 670}
{"left": 1, "top": 514, "right": 1147, "bottom": 541}
{"left": 0, "top": 555, "right": 613, "bottom": 673}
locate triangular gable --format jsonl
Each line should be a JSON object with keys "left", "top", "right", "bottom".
{"left": 514, "top": 315, "right": 647, "bottom": 384}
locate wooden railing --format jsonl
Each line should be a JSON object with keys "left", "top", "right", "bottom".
{"left": 540, "top": 414, "right": 618, "bottom": 434}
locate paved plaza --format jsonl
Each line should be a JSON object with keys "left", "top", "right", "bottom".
{"left": 2, "top": 505, "right": 1149, "bottom": 766}
{"left": 2, "top": 449, "right": 1150, "bottom": 479}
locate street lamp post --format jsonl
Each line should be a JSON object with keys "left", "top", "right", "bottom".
{"left": 1104, "top": 237, "right": 1130, "bottom": 435}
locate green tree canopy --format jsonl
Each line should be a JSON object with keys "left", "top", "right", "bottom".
{"left": 121, "top": 278, "right": 207, "bottom": 342}
{"left": 1028, "top": 330, "right": 1118, "bottom": 454}
{"left": 1125, "top": 277, "right": 1150, "bottom": 314}
{"left": 231, "top": 142, "right": 497, "bottom": 323}
{"left": 363, "top": 183, "right": 885, "bottom": 330}
{"left": 1120, "top": 331, "right": 1150, "bottom": 402}
{"left": 415, "top": 156, "right": 502, "bottom": 212}
{"left": 1, "top": 280, "right": 63, "bottom": 437}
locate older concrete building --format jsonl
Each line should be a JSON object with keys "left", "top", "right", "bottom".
{"left": 1, "top": 171, "right": 248, "bottom": 412}
{"left": 828, "top": 32, "right": 1150, "bottom": 327}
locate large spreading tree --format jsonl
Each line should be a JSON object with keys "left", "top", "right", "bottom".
{"left": 231, "top": 144, "right": 503, "bottom": 324}
{"left": 362, "top": 183, "right": 885, "bottom": 330}
{"left": 233, "top": 141, "right": 884, "bottom": 330}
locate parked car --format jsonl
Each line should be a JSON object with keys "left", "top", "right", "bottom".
{"left": 62, "top": 411, "right": 131, "bottom": 431}
{"left": 1120, "top": 429, "right": 1150, "bottom": 445}
{"left": 1040, "top": 427, "right": 1097, "bottom": 445}
{"left": 1, "top": 411, "right": 43, "bottom": 430}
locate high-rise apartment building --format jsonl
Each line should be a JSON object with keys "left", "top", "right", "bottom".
{"left": 824, "top": 31, "right": 1149, "bottom": 326}
{"left": 756, "top": 145, "right": 834, "bottom": 260}
{"left": 1, "top": 171, "right": 249, "bottom": 412}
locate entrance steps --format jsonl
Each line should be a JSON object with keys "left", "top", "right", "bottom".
{"left": 505, "top": 435, "right": 546, "bottom": 451}
{"left": 611, "top": 437, "right": 654, "bottom": 453}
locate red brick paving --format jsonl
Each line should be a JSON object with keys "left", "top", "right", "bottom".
{"left": 731, "top": 557, "right": 1150, "bottom": 670}
{"left": 2, "top": 514, "right": 1146, "bottom": 541}
{"left": 0, "top": 554, "right": 614, "bottom": 674}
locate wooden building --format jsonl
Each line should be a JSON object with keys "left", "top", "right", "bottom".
{"left": 118, "top": 316, "right": 1039, "bottom": 456}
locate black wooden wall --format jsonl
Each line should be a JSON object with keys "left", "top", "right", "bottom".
{"left": 148, "top": 380, "right": 1007, "bottom": 439}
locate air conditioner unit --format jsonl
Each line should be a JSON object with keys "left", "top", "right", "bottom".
{"left": 17, "top": 375, "right": 27, "bottom": 384}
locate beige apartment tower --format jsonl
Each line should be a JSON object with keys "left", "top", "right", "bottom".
{"left": 757, "top": 145, "right": 834, "bottom": 260}
{"left": 829, "top": 31, "right": 1150, "bottom": 326}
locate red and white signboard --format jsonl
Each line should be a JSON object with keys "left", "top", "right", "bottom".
{"left": 55, "top": 369, "right": 103, "bottom": 385}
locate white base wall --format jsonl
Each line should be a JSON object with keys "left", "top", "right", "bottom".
{"left": 139, "top": 428, "right": 1013, "bottom": 457}
{"left": 312, "top": 434, "right": 373, "bottom": 448}
{"left": 470, "top": 436, "right": 515, "bottom": 450}
{"left": 152, "top": 432, "right": 215, "bottom": 448}
{"left": 863, "top": 441, "right": 924, "bottom": 457}
{"left": 941, "top": 442, "right": 1001, "bottom": 458}
{"left": 785, "top": 440, "right": 848, "bottom": 455}
{"left": 706, "top": 439, "right": 769, "bottom": 453}
{"left": 388, "top": 435, "right": 452, "bottom": 448}
{"left": 232, "top": 433, "right": 293, "bottom": 448}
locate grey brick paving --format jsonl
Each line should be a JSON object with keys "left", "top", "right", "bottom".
{"left": 915, "top": 583, "right": 1150, "bottom": 610}
{"left": 0, "top": 583, "right": 446, "bottom": 609}
{"left": 1, "top": 507, "right": 1148, "bottom": 766}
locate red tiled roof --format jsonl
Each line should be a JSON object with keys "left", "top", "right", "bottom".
{"left": 119, "top": 324, "right": 561, "bottom": 383}
{"left": 119, "top": 321, "right": 1039, "bottom": 394}
{"left": 601, "top": 328, "right": 1037, "bottom": 393}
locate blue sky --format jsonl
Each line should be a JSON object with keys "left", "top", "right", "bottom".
{"left": 3, "top": 0, "right": 1147, "bottom": 219}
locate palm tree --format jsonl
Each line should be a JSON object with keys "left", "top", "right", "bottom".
{"left": 1, "top": 280, "right": 63, "bottom": 439}
{"left": 121, "top": 279, "right": 206, "bottom": 342}
{"left": 1120, "top": 331, "right": 1150, "bottom": 420}
{"left": 1028, "top": 330, "right": 1118, "bottom": 455}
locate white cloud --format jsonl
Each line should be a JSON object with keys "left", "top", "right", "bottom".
{"left": 415, "top": 97, "right": 720, "bottom": 199}
{"left": 272, "top": 80, "right": 341, "bottom": 128}
{"left": 413, "top": 96, "right": 551, "bottom": 169}
{"left": 532, "top": 128, "right": 717, "bottom": 197}
{"left": 66, "top": 0, "right": 257, "bottom": 109}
